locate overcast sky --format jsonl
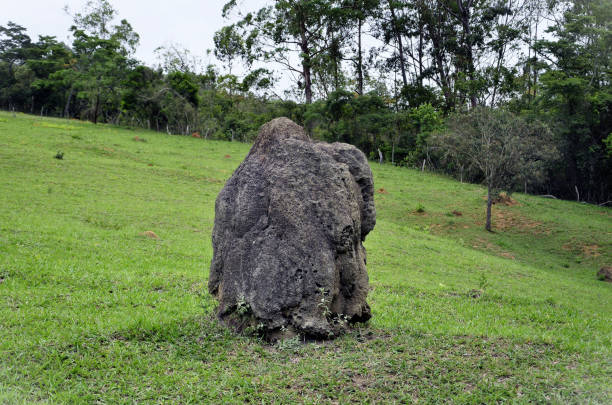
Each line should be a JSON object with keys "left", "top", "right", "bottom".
{"left": 3, "top": 0, "right": 268, "bottom": 68}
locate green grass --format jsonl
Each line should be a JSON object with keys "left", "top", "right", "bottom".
{"left": 1, "top": 111, "right": 610, "bottom": 403}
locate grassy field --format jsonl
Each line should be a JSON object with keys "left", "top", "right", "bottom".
{"left": 0, "top": 111, "right": 610, "bottom": 403}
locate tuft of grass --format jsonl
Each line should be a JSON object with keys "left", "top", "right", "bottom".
{"left": 0, "top": 111, "right": 611, "bottom": 403}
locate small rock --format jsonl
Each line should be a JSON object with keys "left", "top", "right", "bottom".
{"left": 597, "top": 266, "right": 612, "bottom": 282}
{"left": 468, "top": 289, "right": 483, "bottom": 298}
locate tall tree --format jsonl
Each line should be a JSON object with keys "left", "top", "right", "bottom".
{"left": 28, "top": 36, "right": 73, "bottom": 115}
{"left": 214, "top": 24, "right": 245, "bottom": 76}
{"left": 535, "top": 0, "right": 612, "bottom": 203}
{"left": 0, "top": 22, "right": 33, "bottom": 110}
{"left": 342, "top": 0, "right": 380, "bottom": 95}
{"left": 220, "top": 0, "right": 335, "bottom": 104}
{"left": 441, "top": 0, "right": 514, "bottom": 108}
{"left": 63, "top": 0, "right": 140, "bottom": 123}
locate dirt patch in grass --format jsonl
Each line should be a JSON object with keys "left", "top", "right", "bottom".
{"left": 581, "top": 244, "right": 601, "bottom": 257}
{"left": 485, "top": 209, "right": 547, "bottom": 234}
{"left": 139, "top": 230, "right": 159, "bottom": 239}
{"left": 563, "top": 241, "right": 602, "bottom": 258}
{"left": 377, "top": 187, "right": 388, "bottom": 194}
{"left": 430, "top": 206, "right": 546, "bottom": 235}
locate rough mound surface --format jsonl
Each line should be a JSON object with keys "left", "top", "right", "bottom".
{"left": 208, "top": 117, "right": 376, "bottom": 339}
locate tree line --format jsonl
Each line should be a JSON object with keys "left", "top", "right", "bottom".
{"left": 1, "top": 0, "right": 610, "bottom": 204}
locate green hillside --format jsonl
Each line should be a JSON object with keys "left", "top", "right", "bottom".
{"left": 1, "top": 111, "right": 610, "bottom": 403}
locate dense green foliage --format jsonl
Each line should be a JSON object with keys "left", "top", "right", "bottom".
{"left": 1, "top": 112, "right": 610, "bottom": 402}
{"left": 1, "top": 0, "right": 610, "bottom": 202}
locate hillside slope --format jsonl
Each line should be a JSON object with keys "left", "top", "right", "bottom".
{"left": 1, "top": 112, "right": 610, "bottom": 403}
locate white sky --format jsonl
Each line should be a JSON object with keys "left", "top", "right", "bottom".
{"left": 3, "top": 0, "right": 268, "bottom": 69}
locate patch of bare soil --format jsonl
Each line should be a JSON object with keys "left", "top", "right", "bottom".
{"left": 140, "top": 230, "right": 159, "bottom": 239}
{"left": 562, "top": 241, "right": 602, "bottom": 258}
{"left": 486, "top": 209, "right": 548, "bottom": 234}
{"left": 581, "top": 244, "right": 601, "bottom": 257}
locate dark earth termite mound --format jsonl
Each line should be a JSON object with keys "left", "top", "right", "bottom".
{"left": 208, "top": 117, "right": 376, "bottom": 340}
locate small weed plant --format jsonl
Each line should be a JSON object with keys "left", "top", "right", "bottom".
{"left": 317, "top": 287, "right": 332, "bottom": 317}
{"left": 236, "top": 295, "right": 249, "bottom": 316}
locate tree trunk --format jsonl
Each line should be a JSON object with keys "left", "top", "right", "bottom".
{"left": 428, "top": 19, "right": 454, "bottom": 110}
{"left": 64, "top": 87, "right": 73, "bottom": 118}
{"left": 357, "top": 17, "right": 364, "bottom": 95}
{"left": 532, "top": 7, "right": 540, "bottom": 100}
{"left": 486, "top": 183, "right": 492, "bottom": 232}
{"left": 93, "top": 92, "right": 100, "bottom": 124}
{"left": 457, "top": 0, "right": 477, "bottom": 107}
{"left": 418, "top": 20, "right": 424, "bottom": 85}
{"left": 299, "top": 21, "right": 313, "bottom": 104}
{"left": 388, "top": 0, "right": 408, "bottom": 88}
